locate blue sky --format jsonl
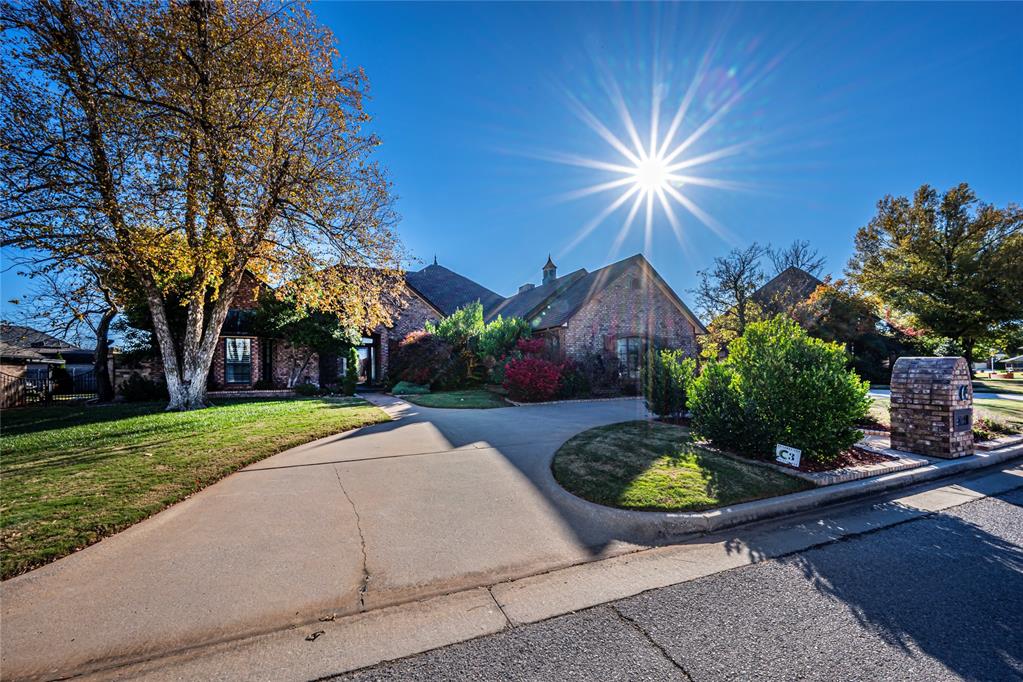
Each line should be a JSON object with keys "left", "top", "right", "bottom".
{"left": 2, "top": 1, "right": 1020, "bottom": 319}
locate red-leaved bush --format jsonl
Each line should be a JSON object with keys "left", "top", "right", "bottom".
{"left": 516, "top": 337, "right": 547, "bottom": 356}
{"left": 503, "top": 356, "right": 562, "bottom": 402}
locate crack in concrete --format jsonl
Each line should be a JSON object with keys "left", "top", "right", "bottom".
{"left": 334, "top": 465, "right": 370, "bottom": 610}
{"left": 486, "top": 587, "right": 513, "bottom": 629}
{"left": 610, "top": 604, "right": 695, "bottom": 681}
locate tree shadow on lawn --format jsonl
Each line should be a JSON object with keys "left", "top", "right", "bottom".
{"left": 715, "top": 489, "right": 1023, "bottom": 681}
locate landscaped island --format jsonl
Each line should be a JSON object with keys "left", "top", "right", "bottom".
{"left": 0, "top": 398, "right": 389, "bottom": 579}
{"left": 552, "top": 421, "right": 811, "bottom": 512}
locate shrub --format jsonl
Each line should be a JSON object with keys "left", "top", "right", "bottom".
{"left": 688, "top": 361, "right": 742, "bottom": 448}
{"left": 489, "top": 350, "right": 521, "bottom": 385}
{"left": 118, "top": 373, "right": 169, "bottom": 402}
{"left": 391, "top": 381, "right": 430, "bottom": 395}
{"left": 557, "top": 360, "right": 591, "bottom": 399}
{"left": 388, "top": 331, "right": 456, "bottom": 389}
{"left": 51, "top": 367, "right": 74, "bottom": 394}
{"left": 642, "top": 349, "right": 696, "bottom": 418}
{"left": 343, "top": 346, "right": 359, "bottom": 396}
{"left": 516, "top": 337, "right": 547, "bottom": 356}
{"left": 293, "top": 382, "right": 320, "bottom": 396}
{"left": 477, "top": 316, "right": 531, "bottom": 361}
{"left": 252, "top": 378, "right": 276, "bottom": 390}
{"left": 503, "top": 356, "right": 562, "bottom": 402}
{"left": 578, "top": 351, "right": 622, "bottom": 395}
{"left": 689, "top": 316, "right": 871, "bottom": 466}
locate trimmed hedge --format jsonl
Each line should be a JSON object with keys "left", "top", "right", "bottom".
{"left": 689, "top": 316, "right": 871, "bottom": 466}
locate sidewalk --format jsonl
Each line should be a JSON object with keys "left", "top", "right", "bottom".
{"left": 92, "top": 461, "right": 1023, "bottom": 680}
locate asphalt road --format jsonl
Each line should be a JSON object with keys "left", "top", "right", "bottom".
{"left": 337, "top": 488, "right": 1023, "bottom": 682}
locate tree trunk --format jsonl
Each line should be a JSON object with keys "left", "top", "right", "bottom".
{"left": 962, "top": 337, "right": 976, "bottom": 377}
{"left": 93, "top": 306, "right": 117, "bottom": 402}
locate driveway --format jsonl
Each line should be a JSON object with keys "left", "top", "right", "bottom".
{"left": 1, "top": 396, "right": 651, "bottom": 679}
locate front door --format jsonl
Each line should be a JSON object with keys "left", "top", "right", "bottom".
{"left": 357, "top": 336, "right": 376, "bottom": 384}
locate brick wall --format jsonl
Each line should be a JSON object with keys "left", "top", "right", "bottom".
{"left": 890, "top": 356, "right": 974, "bottom": 458}
{"left": 230, "top": 271, "right": 265, "bottom": 310}
{"left": 377, "top": 289, "right": 441, "bottom": 381}
{"left": 562, "top": 262, "right": 699, "bottom": 361}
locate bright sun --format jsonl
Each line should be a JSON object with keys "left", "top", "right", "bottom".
{"left": 632, "top": 156, "right": 671, "bottom": 193}
{"left": 548, "top": 70, "right": 753, "bottom": 254}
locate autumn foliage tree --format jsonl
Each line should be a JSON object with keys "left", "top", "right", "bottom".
{"left": 1, "top": 0, "right": 404, "bottom": 409}
{"left": 847, "top": 184, "right": 1023, "bottom": 368}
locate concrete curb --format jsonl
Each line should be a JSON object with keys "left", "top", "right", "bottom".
{"left": 506, "top": 395, "right": 643, "bottom": 407}
{"left": 540, "top": 442, "right": 1023, "bottom": 541}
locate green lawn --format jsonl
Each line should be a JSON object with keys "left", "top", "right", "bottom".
{"left": 869, "top": 396, "right": 1023, "bottom": 432}
{"left": 403, "top": 389, "right": 510, "bottom": 409}
{"left": 0, "top": 397, "right": 389, "bottom": 579}
{"left": 551, "top": 420, "right": 811, "bottom": 512}
{"left": 972, "top": 379, "right": 1023, "bottom": 396}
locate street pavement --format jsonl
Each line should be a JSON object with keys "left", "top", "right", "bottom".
{"left": 337, "top": 489, "right": 1023, "bottom": 681}
{"left": 869, "top": 388, "right": 1023, "bottom": 402}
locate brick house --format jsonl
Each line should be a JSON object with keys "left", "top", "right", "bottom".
{"left": 208, "top": 265, "right": 502, "bottom": 390}
{"left": 488, "top": 254, "right": 706, "bottom": 379}
{"left": 208, "top": 253, "right": 704, "bottom": 390}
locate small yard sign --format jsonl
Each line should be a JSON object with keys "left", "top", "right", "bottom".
{"left": 775, "top": 444, "right": 801, "bottom": 468}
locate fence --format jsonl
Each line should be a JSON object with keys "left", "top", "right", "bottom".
{"left": 0, "top": 370, "right": 99, "bottom": 408}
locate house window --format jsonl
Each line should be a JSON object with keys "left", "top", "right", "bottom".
{"left": 616, "top": 337, "right": 643, "bottom": 378}
{"left": 224, "top": 338, "right": 252, "bottom": 384}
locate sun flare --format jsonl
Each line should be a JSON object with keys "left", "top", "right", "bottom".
{"left": 546, "top": 65, "right": 761, "bottom": 256}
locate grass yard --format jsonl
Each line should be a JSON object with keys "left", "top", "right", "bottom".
{"left": 0, "top": 397, "right": 389, "bottom": 579}
{"left": 972, "top": 379, "right": 1023, "bottom": 396}
{"left": 551, "top": 420, "right": 811, "bottom": 512}
{"left": 403, "top": 389, "right": 510, "bottom": 409}
{"left": 869, "top": 396, "right": 1023, "bottom": 432}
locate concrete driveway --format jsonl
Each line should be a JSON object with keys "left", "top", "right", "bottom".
{"left": 1, "top": 396, "right": 651, "bottom": 679}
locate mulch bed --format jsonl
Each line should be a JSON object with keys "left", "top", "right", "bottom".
{"left": 790, "top": 446, "right": 898, "bottom": 473}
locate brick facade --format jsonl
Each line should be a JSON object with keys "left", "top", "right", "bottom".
{"left": 890, "top": 356, "right": 974, "bottom": 458}
{"left": 376, "top": 290, "right": 442, "bottom": 382}
{"left": 561, "top": 262, "right": 699, "bottom": 361}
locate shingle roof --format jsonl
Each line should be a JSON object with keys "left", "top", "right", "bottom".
{"left": 487, "top": 254, "right": 707, "bottom": 334}
{"left": 486, "top": 269, "right": 587, "bottom": 321}
{"left": 0, "top": 340, "right": 61, "bottom": 363}
{"left": 0, "top": 322, "right": 77, "bottom": 350}
{"left": 404, "top": 264, "right": 505, "bottom": 317}
{"left": 752, "top": 266, "right": 823, "bottom": 314}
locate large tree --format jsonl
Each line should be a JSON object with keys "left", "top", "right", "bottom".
{"left": 1, "top": 0, "right": 404, "bottom": 409}
{"left": 691, "top": 243, "right": 769, "bottom": 357}
{"left": 847, "top": 183, "right": 1023, "bottom": 368}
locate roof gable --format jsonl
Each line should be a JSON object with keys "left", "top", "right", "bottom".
{"left": 753, "top": 266, "right": 823, "bottom": 314}
{"left": 498, "top": 254, "right": 707, "bottom": 333}
{"left": 404, "top": 264, "right": 505, "bottom": 317}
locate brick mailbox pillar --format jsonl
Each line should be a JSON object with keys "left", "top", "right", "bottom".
{"left": 890, "top": 357, "right": 973, "bottom": 458}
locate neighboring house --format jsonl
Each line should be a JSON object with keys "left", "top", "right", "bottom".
{"left": 205, "top": 252, "right": 705, "bottom": 390}
{"left": 752, "top": 266, "right": 824, "bottom": 317}
{"left": 0, "top": 322, "right": 96, "bottom": 381}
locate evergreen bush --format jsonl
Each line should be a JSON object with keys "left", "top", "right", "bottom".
{"left": 689, "top": 316, "right": 871, "bottom": 465}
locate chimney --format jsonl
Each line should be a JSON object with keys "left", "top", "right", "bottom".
{"left": 542, "top": 254, "right": 557, "bottom": 285}
{"left": 518, "top": 283, "right": 535, "bottom": 294}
